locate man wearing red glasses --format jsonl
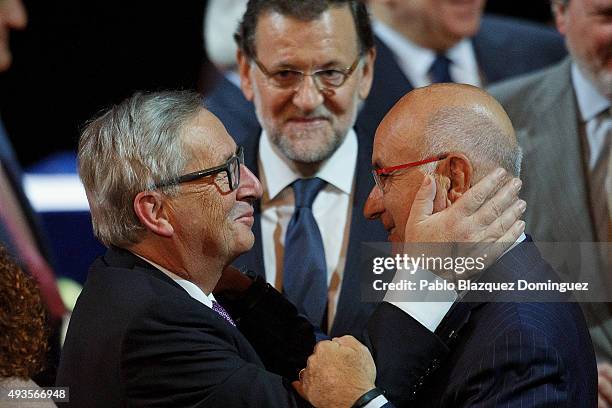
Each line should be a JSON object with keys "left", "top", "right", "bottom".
{"left": 298, "top": 83, "right": 597, "bottom": 407}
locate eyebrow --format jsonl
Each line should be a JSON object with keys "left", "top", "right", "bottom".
{"left": 270, "top": 59, "right": 349, "bottom": 71}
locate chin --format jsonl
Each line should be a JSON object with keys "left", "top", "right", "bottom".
{"left": 231, "top": 231, "right": 255, "bottom": 257}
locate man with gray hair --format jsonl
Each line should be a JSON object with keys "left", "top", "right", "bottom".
{"left": 57, "top": 90, "right": 317, "bottom": 407}
{"left": 298, "top": 84, "right": 597, "bottom": 407}
{"left": 57, "top": 88, "right": 528, "bottom": 406}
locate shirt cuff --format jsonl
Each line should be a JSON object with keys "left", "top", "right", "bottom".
{"left": 364, "top": 394, "right": 389, "bottom": 408}
{"left": 383, "top": 266, "right": 457, "bottom": 332}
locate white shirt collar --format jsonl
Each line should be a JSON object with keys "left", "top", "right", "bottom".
{"left": 132, "top": 253, "right": 214, "bottom": 309}
{"left": 372, "top": 20, "right": 481, "bottom": 88}
{"left": 258, "top": 128, "right": 358, "bottom": 200}
{"left": 500, "top": 232, "right": 527, "bottom": 260}
{"left": 571, "top": 63, "right": 611, "bottom": 122}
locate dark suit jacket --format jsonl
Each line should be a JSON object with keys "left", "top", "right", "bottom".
{"left": 365, "top": 239, "right": 597, "bottom": 407}
{"left": 356, "top": 15, "right": 568, "bottom": 140}
{"left": 57, "top": 247, "right": 314, "bottom": 407}
{"left": 204, "top": 78, "right": 387, "bottom": 337}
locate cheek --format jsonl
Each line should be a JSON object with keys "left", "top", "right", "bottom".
{"left": 253, "top": 84, "right": 288, "bottom": 122}
{"left": 326, "top": 91, "right": 359, "bottom": 127}
{"left": 594, "top": 27, "right": 612, "bottom": 59}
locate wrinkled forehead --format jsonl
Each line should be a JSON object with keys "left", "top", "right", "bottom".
{"left": 181, "top": 110, "right": 237, "bottom": 171}
{"left": 253, "top": 6, "right": 361, "bottom": 62}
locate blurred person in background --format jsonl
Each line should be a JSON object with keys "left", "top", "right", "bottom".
{"left": 207, "top": 0, "right": 388, "bottom": 337}
{"left": 0, "top": 245, "right": 56, "bottom": 407}
{"left": 358, "top": 0, "right": 568, "bottom": 139}
{"left": 0, "top": 0, "right": 66, "bottom": 386}
{"left": 202, "top": 0, "right": 257, "bottom": 146}
{"left": 489, "top": 0, "right": 611, "bottom": 405}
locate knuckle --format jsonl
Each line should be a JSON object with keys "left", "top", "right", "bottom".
{"left": 473, "top": 190, "right": 486, "bottom": 206}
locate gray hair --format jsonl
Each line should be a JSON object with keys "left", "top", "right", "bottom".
{"left": 78, "top": 90, "right": 203, "bottom": 247}
{"left": 420, "top": 106, "right": 522, "bottom": 181}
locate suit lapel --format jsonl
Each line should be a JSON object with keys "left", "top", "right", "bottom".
{"left": 330, "top": 127, "right": 388, "bottom": 337}
{"left": 521, "top": 59, "right": 594, "bottom": 242}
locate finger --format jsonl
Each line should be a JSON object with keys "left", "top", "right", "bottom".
{"left": 313, "top": 339, "right": 333, "bottom": 354}
{"left": 455, "top": 168, "right": 507, "bottom": 217}
{"left": 599, "top": 363, "right": 612, "bottom": 382}
{"left": 599, "top": 395, "right": 607, "bottom": 408}
{"left": 494, "top": 220, "right": 525, "bottom": 245}
{"left": 407, "top": 175, "right": 436, "bottom": 224}
{"left": 333, "top": 335, "right": 359, "bottom": 348}
{"left": 599, "top": 374, "right": 612, "bottom": 403}
{"left": 482, "top": 199, "right": 525, "bottom": 242}
{"left": 472, "top": 178, "right": 522, "bottom": 228}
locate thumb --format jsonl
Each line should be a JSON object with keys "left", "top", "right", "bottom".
{"left": 408, "top": 175, "right": 436, "bottom": 224}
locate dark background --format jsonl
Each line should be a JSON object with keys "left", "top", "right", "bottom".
{"left": 0, "top": 0, "right": 554, "bottom": 167}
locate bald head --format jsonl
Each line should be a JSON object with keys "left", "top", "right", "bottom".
{"left": 376, "top": 83, "right": 521, "bottom": 181}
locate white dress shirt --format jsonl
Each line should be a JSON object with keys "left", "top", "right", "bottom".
{"left": 373, "top": 20, "right": 482, "bottom": 88}
{"left": 571, "top": 63, "right": 611, "bottom": 171}
{"left": 258, "top": 128, "right": 358, "bottom": 328}
{"left": 133, "top": 253, "right": 215, "bottom": 309}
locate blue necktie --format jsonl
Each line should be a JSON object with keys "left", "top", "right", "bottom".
{"left": 283, "top": 177, "right": 328, "bottom": 329}
{"left": 430, "top": 54, "right": 453, "bottom": 83}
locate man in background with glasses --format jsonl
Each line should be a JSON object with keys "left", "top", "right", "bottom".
{"left": 205, "top": 0, "right": 388, "bottom": 338}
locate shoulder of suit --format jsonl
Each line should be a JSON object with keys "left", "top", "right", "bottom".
{"left": 488, "top": 58, "right": 571, "bottom": 107}
{"left": 479, "top": 14, "right": 563, "bottom": 43}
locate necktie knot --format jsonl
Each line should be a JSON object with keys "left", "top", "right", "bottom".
{"left": 429, "top": 54, "right": 453, "bottom": 84}
{"left": 292, "top": 177, "right": 327, "bottom": 209}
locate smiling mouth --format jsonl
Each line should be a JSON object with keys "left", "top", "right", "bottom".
{"left": 287, "top": 117, "right": 329, "bottom": 124}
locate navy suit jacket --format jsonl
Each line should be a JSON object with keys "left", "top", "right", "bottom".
{"left": 57, "top": 247, "right": 315, "bottom": 407}
{"left": 356, "top": 15, "right": 568, "bottom": 140}
{"left": 364, "top": 239, "right": 597, "bottom": 407}
{"left": 204, "top": 76, "right": 387, "bottom": 338}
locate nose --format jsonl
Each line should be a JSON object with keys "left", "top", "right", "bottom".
{"left": 363, "top": 186, "right": 384, "bottom": 220}
{"left": 292, "top": 75, "right": 325, "bottom": 113}
{"left": 236, "top": 164, "right": 263, "bottom": 201}
{"left": 2, "top": 0, "right": 27, "bottom": 30}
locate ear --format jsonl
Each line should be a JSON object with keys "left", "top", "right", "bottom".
{"left": 431, "top": 172, "right": 451, "bottom": 213}
{"left": 133, "top": 191, "right": 174, "bottom": 238}
{"left": 358, "top": 47, "right": 376, "bottom": 100}
{"left": 237, "top": 49, "right": 255, "bottom": 101}
{"left": 551, "top": 1, "right": 568, "bottom": 35}
{"left": 434, "top": 153, "right": 473, "bottom": 204}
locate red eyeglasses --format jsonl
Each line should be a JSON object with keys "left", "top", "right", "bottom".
{"left": 372, "top": 154, "right": 448, "bottom": 192}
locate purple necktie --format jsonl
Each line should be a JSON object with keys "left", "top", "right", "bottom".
{"left": 212, "top": 300, "right": 236, "bottom": 326}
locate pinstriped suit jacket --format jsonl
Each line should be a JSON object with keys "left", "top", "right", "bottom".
{"left": 366, "top": 239, "right": 597, "bottom": 407}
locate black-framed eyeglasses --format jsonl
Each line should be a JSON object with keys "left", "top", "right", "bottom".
{"left": 253, "top": 55, "right": 362, "bottom": 92}
{"left": 155, "top": 146, "right": 244, "bottom": 191}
